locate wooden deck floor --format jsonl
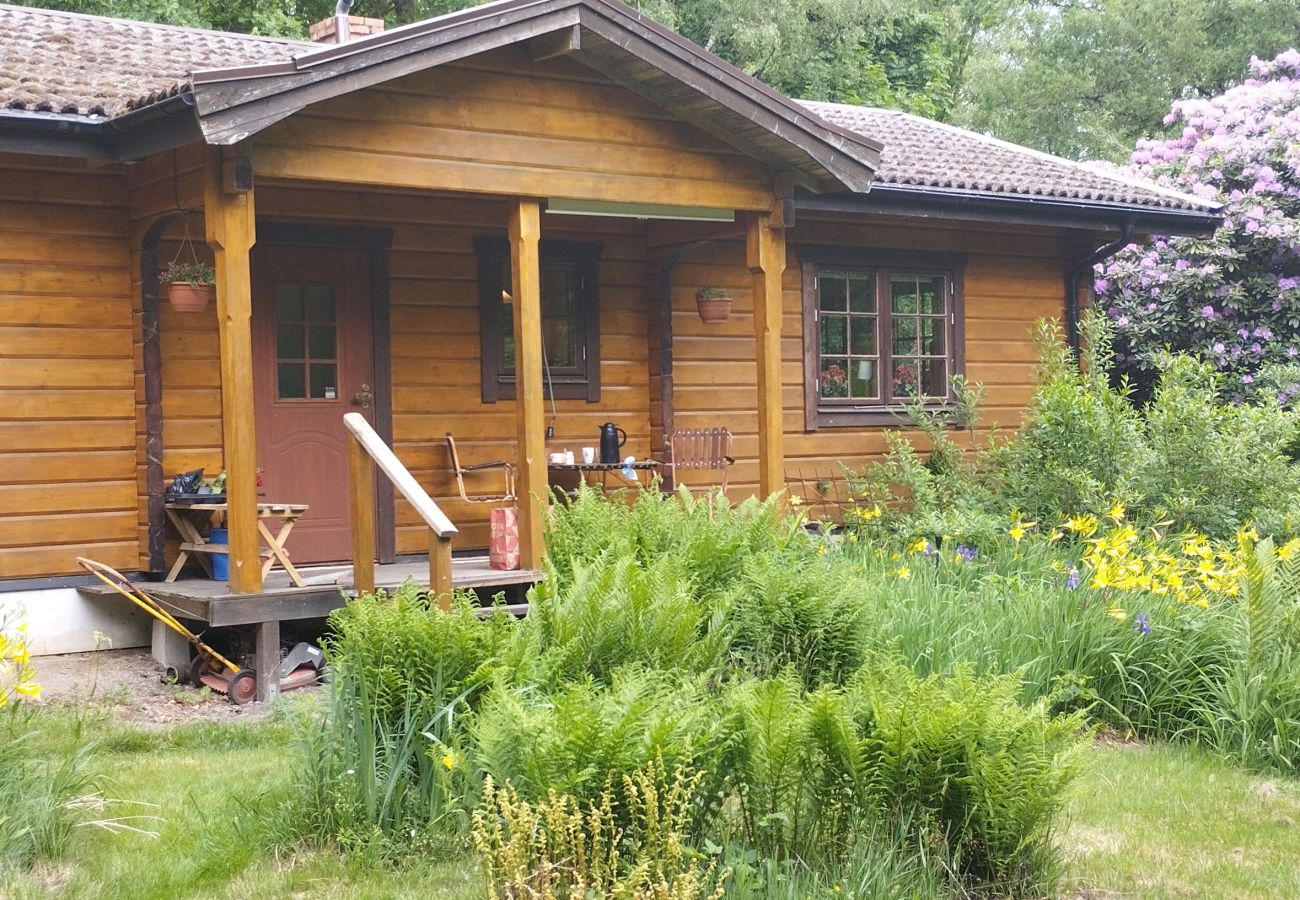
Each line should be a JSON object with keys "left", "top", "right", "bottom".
{"left": 78, "top": 555, "right": 542, "bottom": 627}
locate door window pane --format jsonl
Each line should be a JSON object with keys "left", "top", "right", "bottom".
{"left": 274, "top": 285, "right": 302, "bottom": 322}
{"left": 277, "top": 323, "right": 304, "bottom": 360}
{"left": 278, "top": 363, "right": 305, "bottom": 399}
{"left": 308, "top": 325, "right": 335, "bottom": 360}
{"left": 309, "top": 363, "right": 337, "bottom": 400}
{"left": 304, "top": 286, "right": 335, "bottom": 321}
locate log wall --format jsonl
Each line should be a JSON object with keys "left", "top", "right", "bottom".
{"left": 0, "top": 154, "right": 138, "bottom": 577}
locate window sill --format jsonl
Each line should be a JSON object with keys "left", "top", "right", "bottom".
{"left": 814, "top": 405, "right": 953, "bottom": 428}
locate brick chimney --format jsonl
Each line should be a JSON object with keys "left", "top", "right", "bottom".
{"left": 309, "top": 2, "right": 384, "bottom": 44}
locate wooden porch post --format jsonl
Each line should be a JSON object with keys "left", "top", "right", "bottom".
{"left": 204, "top": 148, "right": 262, "bottom": 593}
{"left": 747, "top": 213, "right": 786, "bottom": 499}
{"left": 509, "top": 200, "right": 546, "bottom": 570}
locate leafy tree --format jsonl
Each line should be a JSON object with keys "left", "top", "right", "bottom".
{"left": 1097, "top": 50, "right": 1300, "bottom": 403}
{"left": 957, "top": 0, "right": 1300, "bottom": 161}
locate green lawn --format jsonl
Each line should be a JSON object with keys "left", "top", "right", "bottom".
{"left": 1063, "top": 741, "right": 1300, "bottom": 899}
{"left": 5, "top": 702, "right": 1300, "bottom": 899}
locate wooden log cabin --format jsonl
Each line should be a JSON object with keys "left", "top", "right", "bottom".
{"left": 0, "top": 0, "right": 1220, "bottom": 660}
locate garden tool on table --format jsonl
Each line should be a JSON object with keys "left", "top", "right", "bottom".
{"left": 77, "top": 557, "right": 263, "bottom": 703}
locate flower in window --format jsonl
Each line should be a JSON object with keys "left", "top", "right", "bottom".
{"left": 892, "top": 363, "right": 917, "bottom": 397}
{"left": 820, "top": 363, "right": 849, "bottom": 398}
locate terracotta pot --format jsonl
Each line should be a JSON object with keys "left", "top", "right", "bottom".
{"left": 166, "top": 281, "right": 213, "bottom": 313}
{"left": 696, "top": 294, "right": 732, "bottom": 324}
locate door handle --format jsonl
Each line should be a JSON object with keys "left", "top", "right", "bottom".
{"left": 353, "top": 385, "right": 373, "bottom": 409}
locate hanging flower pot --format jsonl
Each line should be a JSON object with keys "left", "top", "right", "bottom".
{"left": 695, "top": 286, "right": 732, "bottom": 325}
{"left": 160, "top": 261, "right": 215, "bottom": 313}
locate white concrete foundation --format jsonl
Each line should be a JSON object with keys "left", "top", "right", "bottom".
{"left": 0, "top": 587, "right": 151, "bottom": 657}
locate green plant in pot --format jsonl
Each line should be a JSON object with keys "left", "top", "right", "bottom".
{"left": 695, "top": 286, "right": 732, "bottom": 324}
{"left": 161, "top": 261, "right": 215, "bottom": 313}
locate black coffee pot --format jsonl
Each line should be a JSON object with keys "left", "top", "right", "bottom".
{"left": 599, "top": 422, "right": 627, "bottom": 464}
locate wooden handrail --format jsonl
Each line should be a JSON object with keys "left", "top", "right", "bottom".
{"left": 343, "top": 412, "right": 457, "bottom": 604}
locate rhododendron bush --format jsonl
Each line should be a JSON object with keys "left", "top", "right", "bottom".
{"left": 1098, "top": 50, "right": 1300, "bottom": 402}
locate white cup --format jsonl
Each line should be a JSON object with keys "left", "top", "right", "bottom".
{"left": 582, "top": 447, "right": 596, "bottom": 464}
{"left": 549, "top": 452, "right": 565, "bottom": 464}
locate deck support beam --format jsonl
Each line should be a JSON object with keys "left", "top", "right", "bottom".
{"left": 747, "top": 213, "right": 786, "bottom": 499}
{"left": 205, "top": 147, "right": 262, "bottom": 594}
{"left": 509, "top": 199, "right": 546, "bottom": 570}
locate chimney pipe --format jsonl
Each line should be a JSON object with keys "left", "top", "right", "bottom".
{"left": 334, "top": 0, "right": 352, "bottom": 45}
{"left": 308, "top": 0, "right": 385, "bottom": 44}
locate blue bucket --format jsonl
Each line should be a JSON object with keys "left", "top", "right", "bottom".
{"left": 208, "top": 527, "right": 229, "bottom": 581}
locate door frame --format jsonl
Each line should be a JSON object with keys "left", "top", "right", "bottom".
{"left": 256, "top": 221, "right": 396, "bottom": 564}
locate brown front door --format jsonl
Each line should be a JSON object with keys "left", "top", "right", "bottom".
{"left": 252, "top": 244, "right": 374, "bottom": 564}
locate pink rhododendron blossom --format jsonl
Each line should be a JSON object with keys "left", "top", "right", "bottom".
{"left": 1098, "top": 49, "right": 1300, "bottom": 400}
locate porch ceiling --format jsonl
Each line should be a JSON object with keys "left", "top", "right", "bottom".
{"left": 187, "top": 0, "right": 881, "bottom": 195}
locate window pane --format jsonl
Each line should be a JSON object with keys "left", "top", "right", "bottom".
{"left": 276, "top": 323, "right": 304, "bottom": 360}
{"left": 277, "top": 363, "right": 305, "bottom": 399}
{"left": 920, "top": 358, "right": 947, "bottom": 396}
{"left": 309, "top": 363, "right": 336, "bottom": 399}
{"left": 304, "top": 286, "right": 335, "bottom": 322}
{"left": 893, "top": 317, "right": 918, "bottom": 355}
{"left": 308, "top": 324, "right": 335, "bottom": 360}
{"left": 891, "top": 276, "right": 918, "bottom": 314}
{"left": 274, "top": 285, "right": 302, "bottom": 322}
{"left": 819, "top": 275, "right": 847, "bottom": 311}
{"left": 542, "top": 265, "right": 577, "bottom": 316}
{"left": 849, "top": 358, "right": 877, "bottom": 398}
{"left": 920, "top": 277, "right": 945, "bottom": 314}
{"left": 821, "top": 315, "right": 847, "bottom": 355}
{"left": 543, "top": 317, "right": 576, "bottom": 368}
{"left": 850, "top": 317, "right": 877, "bottom": 355}
{"left": 891, "top": 359, "right": 920, "bottom": 399}
{"left": 820, "top": 358, "right": 849, "bottom": 398}
{"left": 920, "top": 318, "right": 945, "bottom": 355}
{"left": 849, "top": 274, "right": 877, "bottom": 313}
{"left": 502, "top": 327, "right": 515, "bottom": 372}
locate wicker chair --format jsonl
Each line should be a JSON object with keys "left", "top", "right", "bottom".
{"left": 446, "top": 433, "right": 516, "bottom": 504}
{"left": 666, "top": 427, "right": 735, "bottom": 492}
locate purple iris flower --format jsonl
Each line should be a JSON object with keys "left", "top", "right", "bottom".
{"left": 955, "top": 545, "right": 977, "bottom": 563}
{"left": 1134, "top": 613, "right": 1150, "bottom": 635}
{"left": 1066, "top": 567, "right": 1081, "bottom": 589}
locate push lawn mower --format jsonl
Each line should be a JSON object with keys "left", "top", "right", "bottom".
{"left": 77, "top": 557, "right": 321, "bottom": 704}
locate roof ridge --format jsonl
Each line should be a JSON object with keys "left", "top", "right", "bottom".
{"left": 0, "top": 2, "right": 311, "bottom": 47}
{"left": 798, "top": 98, "right": 1219, "bottom": 212}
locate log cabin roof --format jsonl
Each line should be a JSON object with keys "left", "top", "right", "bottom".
{"left": 0, "top": 4, "right": 309, "bottom": 117}
{"left": 0, "top": 1, "right": 1219, "bottom": 222}
{"left": 799, "top": 101, "right": 1218, "bottom": 213}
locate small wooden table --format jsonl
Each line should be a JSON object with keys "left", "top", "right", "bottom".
{"left": 547, "top": 460, "right": 660, "bottom": 494}
{"left": 164, "top": 502, "right": 309, "bottom": 587}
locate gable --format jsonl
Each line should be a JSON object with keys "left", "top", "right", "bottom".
{"left": 190, "top": 0, "right": 880, "bottom": 194}
{"left": 253, "top": 47, "right": 777, "bottom": 209}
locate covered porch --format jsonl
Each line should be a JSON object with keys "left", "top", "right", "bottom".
{"left": 141, "top": 19, "right": 880, "bottom": 599}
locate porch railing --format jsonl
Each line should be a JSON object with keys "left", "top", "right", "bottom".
{"left": 343, "top": 412, "right": 458, "bottom": 604}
